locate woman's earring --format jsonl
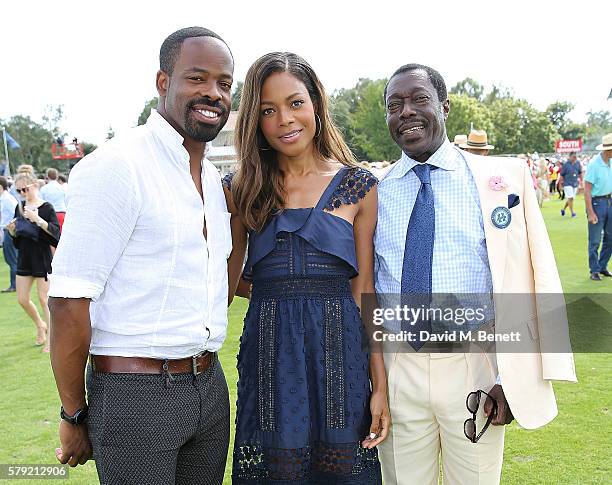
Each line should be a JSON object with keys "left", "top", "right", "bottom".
{"left": 315, "top": 114, "right": 322, "bottom": 138}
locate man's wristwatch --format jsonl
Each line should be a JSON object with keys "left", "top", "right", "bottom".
{"left": 60, "top": 405, "right": 88, "bottom": 425}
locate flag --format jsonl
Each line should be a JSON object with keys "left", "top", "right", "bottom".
{"left": 4, "top": 131, "right": 20, "bottom": 150}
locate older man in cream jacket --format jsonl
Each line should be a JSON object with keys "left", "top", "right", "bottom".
{"left": 372, "top": 63, "right": 576, "bottom": 485}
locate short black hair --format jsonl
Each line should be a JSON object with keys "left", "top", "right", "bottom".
{"left": 159, "top": 26, "right": 232, "bottom": 75}
{"left": 384, "top": 63, "right": 447, "bottom": 102}
{"left": 568, "top": 151, "right": 576, "bottom": 157}
{"left": 0, "top": 176, "right": 8, "bottom": 191}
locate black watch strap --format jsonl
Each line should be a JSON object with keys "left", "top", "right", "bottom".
{"left": 60, "top": 405, "right": 88, "bottom": 425}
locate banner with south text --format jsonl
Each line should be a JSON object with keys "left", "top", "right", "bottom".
{"left": 555, "top": 139, "right": 582, "bottom": 153}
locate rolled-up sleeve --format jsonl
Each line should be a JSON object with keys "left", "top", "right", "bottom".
{"left": 49, "top": 147, "right": 141, "bottom": 300}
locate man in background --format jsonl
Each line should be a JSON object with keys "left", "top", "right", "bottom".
{"left": 40, "top": 168, "right": 67, "bottom": 231}
{"left": 459, "top": 129, "right": 494, "bottom": 156}
{"left": 548, "top": 158, "right": 559, "bottom": 196}
{"left": 0, "top": 176, "right": 18, "bottom": 292}
{"left": 584, "top": 133, "right": 612, "bottom": 281}
{"left": 559, "top": 151, "right": 582, "bottom": 217}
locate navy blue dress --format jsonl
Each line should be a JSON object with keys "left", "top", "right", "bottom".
{"left": 225, "top": 167, "right": 381, "bottom": 484}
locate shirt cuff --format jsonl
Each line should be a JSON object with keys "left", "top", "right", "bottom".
{"left": 48, "top": 274, "right": 103, "bottom": 300}
{"left": 495, "top": 374, "right": 501, "bottom": 385}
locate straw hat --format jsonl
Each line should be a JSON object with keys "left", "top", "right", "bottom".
{"left": 596, "top": 133, "right": 612, "bottom": 151}
{"left": 459, "top": 130, "right": 494, "bottom": 150}
{"left": 453, "top": 134, "right": 468, "bottom": 146}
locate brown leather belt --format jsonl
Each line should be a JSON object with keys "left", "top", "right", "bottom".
{"left": 90, "top": 352, "right": 214, "bottom": 376}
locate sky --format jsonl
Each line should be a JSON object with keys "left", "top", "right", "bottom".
{"left": 1, "top": 0, "right": 610, "bottom": 145}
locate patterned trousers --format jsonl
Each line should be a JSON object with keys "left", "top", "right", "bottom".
{"left": 86, "top": 354, "right": 230, "bottom": 485}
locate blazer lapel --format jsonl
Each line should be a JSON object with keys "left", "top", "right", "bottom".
{"left": 463, "top": 153, "right": 509, "bottom": 293}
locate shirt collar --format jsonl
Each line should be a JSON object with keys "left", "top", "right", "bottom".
{"left": 146, "top": 109, "right": 212, "bottom": 161}
{"left": 596, "top": 153, "right": 609, "bottom": 166}
{"left": 386, "top": 138, "right": 458, "bottom": 181}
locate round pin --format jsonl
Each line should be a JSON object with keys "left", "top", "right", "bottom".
{"left": 491, "top": 206, "right": 512, "bottom": 229}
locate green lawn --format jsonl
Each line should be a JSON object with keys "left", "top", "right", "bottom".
{"left": 0, "top": 195, "right": 609, "bottom": 484}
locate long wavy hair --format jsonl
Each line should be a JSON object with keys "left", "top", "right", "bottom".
{"left": 232, "top": 52, "right": 356, "bottom": 231}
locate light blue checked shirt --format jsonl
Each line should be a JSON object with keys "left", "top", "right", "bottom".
{"left": 375, "top": 139, "right": 494, "bottom": 328}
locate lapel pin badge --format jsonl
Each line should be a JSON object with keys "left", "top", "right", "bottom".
{"left": 491, "top": 206, "right": 512, "bottom": 229}
{"left": 488, "top": 175, "right": 508, "bottom": 191}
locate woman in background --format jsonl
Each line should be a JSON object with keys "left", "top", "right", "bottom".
{"left": 224, "top": 52, "right": 388, "bottom": 484}
{"left": 7, "top": 172, "right": 60, "bottom": 352}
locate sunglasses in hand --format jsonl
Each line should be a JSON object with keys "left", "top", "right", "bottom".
{"left": 464, "top": 389, "right": 497, "bottom": 443}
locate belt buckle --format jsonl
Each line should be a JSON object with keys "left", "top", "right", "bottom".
{"left": 192, "top": 351, "right": 206, "bottom": 375}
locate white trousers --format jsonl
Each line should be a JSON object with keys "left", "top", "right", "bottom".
{"left": 379, "top": 352, "right": 505, "bottom": 485}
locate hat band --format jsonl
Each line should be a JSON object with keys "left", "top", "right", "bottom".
{"left": 467, "top": 141, "right": 489, "bottom": 147}
{"left": 602, "top": 143, "right": 612, "bottom": 149}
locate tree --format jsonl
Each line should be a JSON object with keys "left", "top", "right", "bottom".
{"left": 485, "top": 98, "right": 523, "bottom": 153}
{"left": 545, "top": 101, "right": 585, "bottom": 140}
{"left": 1, "top": 115, "right": 55, "bottom": 173}
{"left": 231, "top": 81, "right": 243, "bottom": 111}
{"left": 517, "top": 102, "right": 559, "bottom": 153}
{"left": 586, "top": 110, "right": 612, "bottom": 129}
{"left": 488, "top": 98, "right": 558, "bottom": 154}
{"left": 482, "top": 84, "right": 513, "bottom": 105}
{"left": 446, "top": 93, "right": 492, "bottom": 142}
{"left": 137, "top": 97, "right": 158, "bottom": 125}
{"left": 329, "top": 78, "right": 400, "bottom": 161}
{"left": 41, "top": 104, "right": 65, "bottom": 139}
{"left": 450, "top": 78, "right": 484, "bottom": 102}
{"left": 583, "top": 110, "right": 612, "bottom": 150}
{"left": 546, "top": 101, "right": 574, "bottom": 131}
{"left": 81, "top": 142, "right": 97, "bottom": 156}
{"left": 330, "top": 80, "right": 367, "bottom": 160}
{"left": 351, "top": 79, "right": 400, "bottom": 161}
{"left": 447, "top": 85, "right": 560, "bottom": 154}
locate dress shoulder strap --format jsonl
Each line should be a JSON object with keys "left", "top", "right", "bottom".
{"left": 320, "top": 167, "right": 378, "bottom": 212}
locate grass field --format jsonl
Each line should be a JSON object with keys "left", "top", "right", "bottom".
{"left": 0, "top": 195, "right": 610, "bottom": 484}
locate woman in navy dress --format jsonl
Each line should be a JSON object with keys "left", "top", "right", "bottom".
{"left": 224, "top": 52, "right": 388, "bottom": 484}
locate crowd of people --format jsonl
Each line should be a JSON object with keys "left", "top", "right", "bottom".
{"left": 516, "top": 148, "right": 611, "bottom": 280}
{"left": 527, "top": 152, "right": 592, "bottom": 207}
{"left": 0, "top": 165, "right": 67, "bottom": 351}
{"left": 447, "top": 133, "right": 611, "bottom": 283}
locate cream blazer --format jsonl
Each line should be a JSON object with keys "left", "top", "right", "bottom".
{"left": 373, "top": 151, "right": 577, "bottom": 430}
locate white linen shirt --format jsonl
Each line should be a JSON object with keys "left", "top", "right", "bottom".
{"left": 49, "top": 110, "right": 233, "bottom": 358}
{"left": 40, "top": 180, "right": 67, "bottom": 212}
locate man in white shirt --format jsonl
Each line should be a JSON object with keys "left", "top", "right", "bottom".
{"left": 0, "top": 176, "right": 18, "bottom": 292}
{"left": 48, "top": 27, "right": 234, "bottom": 484}
{"left": 57, "top": 174, "right": 68, "bottom": 191}
{"left": 40, "top": 168, "right": 67, "bottom": 231}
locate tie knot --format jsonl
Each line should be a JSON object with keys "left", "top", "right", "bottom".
{"left": 412, "top": 163, "right": 434, "bottom": 184}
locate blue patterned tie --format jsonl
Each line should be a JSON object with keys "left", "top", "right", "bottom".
{"left": 401, "top": 163, "right": 436, "bottom": 350}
